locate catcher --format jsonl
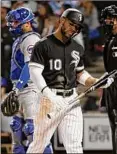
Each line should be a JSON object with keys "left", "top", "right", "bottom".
{"left": 1, "top": 7, "right": 53, "bottom": 154}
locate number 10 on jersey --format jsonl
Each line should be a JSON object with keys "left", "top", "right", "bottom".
{"left": 49, "top": 59, "right": 62, "bottom": 70}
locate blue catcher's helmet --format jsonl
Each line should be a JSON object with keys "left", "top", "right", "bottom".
{"left": 6, "top": 7, "right": 35, "bottom": 36}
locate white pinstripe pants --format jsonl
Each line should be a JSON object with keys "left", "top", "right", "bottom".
{"left": 27, "top": 89, "right": 83, "bottom": 153}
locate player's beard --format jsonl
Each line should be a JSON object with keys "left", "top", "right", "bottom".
{"left": 61, "top": 27, "right": 70, "bottom": 39}
{"left": 61, "top": 27, "right": 73, "bottom": 43}
{"left": 61, "top": 25, "right": 79, "bottom": 42}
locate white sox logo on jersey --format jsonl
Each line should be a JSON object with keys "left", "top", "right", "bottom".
{"left": 78, "top": 13, "right": 83, "bottom": 22}
{"left": 70, "top": 50, "right": 80, "bottom": 69}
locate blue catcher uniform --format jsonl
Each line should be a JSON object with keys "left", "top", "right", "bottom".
{"left": 10, "top": 31, "right": 40, "bottom": 153}
{"left": 6, "top": 7, "right": 53, "bottom": 154}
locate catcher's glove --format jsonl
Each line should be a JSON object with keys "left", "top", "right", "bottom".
{"left": 1, "top": 90, "right": 19, "bottom": 116}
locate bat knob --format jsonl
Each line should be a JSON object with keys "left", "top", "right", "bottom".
{"left": 47, "top": 114, "right": 51, "bottom": 119}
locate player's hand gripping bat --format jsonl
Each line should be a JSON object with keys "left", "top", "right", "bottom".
{"left": 47, "top": 69, "right": 117, "bottom": 119}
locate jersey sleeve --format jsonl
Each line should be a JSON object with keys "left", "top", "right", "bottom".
{"left": 75, "top": 44, "right": 85, "bottom": 73}
{"left": 29, "top": 41, "right": 46, "bottom": 69}
{"left": 21, "top": 34, "right": 40, "bottom": 62}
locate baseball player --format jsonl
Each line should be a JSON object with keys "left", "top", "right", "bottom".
{"left": 100, "top": 5, "right": 117, "bottom": 154}
{"left": 26, "top": 8, "right": 114, "bottom": 154}
{"left": 5, "top": 7, "right": 53, "bottom": 154}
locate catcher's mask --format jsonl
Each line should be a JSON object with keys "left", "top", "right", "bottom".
{"left": 100, "top": 5, "right": 117, "bottom": 35}
{"left": 5, "top": 7, "right": 35, "bottom": 36}
{"left": 61, "top": 8, "right": 84, "bottom": 37}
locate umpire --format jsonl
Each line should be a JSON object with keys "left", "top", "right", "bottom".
{"left": 100, "top": 5, "right": 117, "bottom": 154}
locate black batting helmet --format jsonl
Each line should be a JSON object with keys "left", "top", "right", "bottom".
{"left": 61, "top": 8, "right": 84, "bottom": 28}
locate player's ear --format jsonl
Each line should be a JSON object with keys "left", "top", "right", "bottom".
{"left": 60, "top": 17, "right": 65, "bottom": 25}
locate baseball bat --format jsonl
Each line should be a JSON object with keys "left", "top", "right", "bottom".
{"left": 47, "top": 70, "right": 117, "bottom": 119}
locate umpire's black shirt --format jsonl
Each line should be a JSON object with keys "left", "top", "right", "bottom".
{"left": 101, "top": 34, "right": 117, "bottom": 109}
{"left": 103, "top": 35, "right": 117, "bottom": 72}
{"left": 30, "top": 34, "right": 84, "bottom": 89}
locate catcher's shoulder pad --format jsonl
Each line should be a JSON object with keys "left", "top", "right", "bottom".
{"left": 1, "top": 91, "right": 20, "bottom": 117}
